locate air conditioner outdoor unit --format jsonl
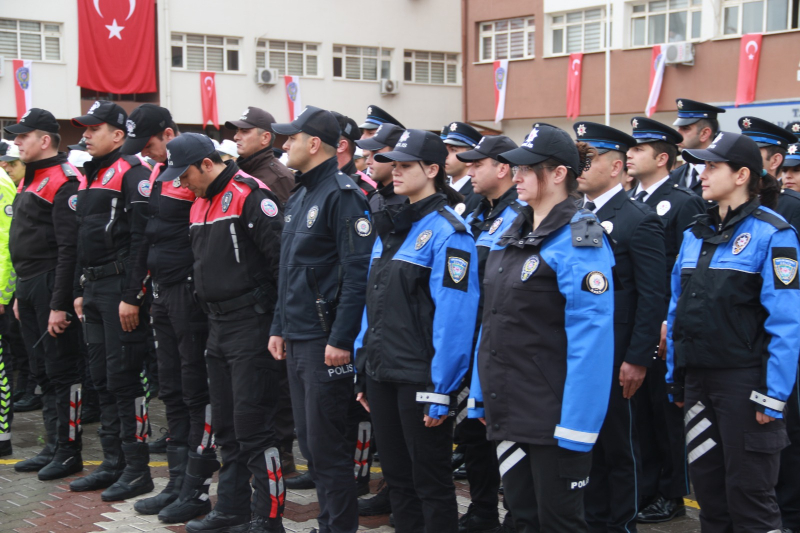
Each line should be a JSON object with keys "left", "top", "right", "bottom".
{"left": 256, "top": 68, "right": 280, "bottom": 86}
{"left": 381, "top": 79, "right": 400, "bottom": 95}
{"left": 663, "top": 42, "right": 694, "bottom": 65}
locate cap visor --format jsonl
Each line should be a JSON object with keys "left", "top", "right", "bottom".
{"left": 224, "top": 120, "right": 254, "bottom": 130}
{"left": 71, "top": 115, "right": 105, "bottom": 127}
{"left": 271, "top": 123, "right": 302, "bottom": 136}
{"left": 443, "top": 139, "right": 471, "bottom": 148}
{"left": 0, "top": 155, "right": 19, "bottom": 162}
{"left": 782, "top": 159, "right": 800, "bottom": 168}
{"left": 355, "top": 137, "right": 387, "bottom": 151}
{"left": 455, "top": 149, "right": 489, "bottom": 162}
{"left": 497, "top": 147, "right": 549, "bottom": 166}
{"left": 681, "top": 148, "right": 728, "bottom": 166}
{"left": 374, "top": 151, "right": 422, "bottom": 163}
{"left": 68, "top": 144, "right": 87, "bottom": 151}
{"left": 120, "top": 136, "right": 148, "bottom": 156}
{"left": 3, "top": 123, "right": 35, "bottom": 134}
{"left": 673, "top": 117, "right": 700, "bottom": 127}
{"left": 156, "top": 164, "right": 190, "bottom": 183}
{"left": 359, "top": 122, "right": 379, "bottom": 130}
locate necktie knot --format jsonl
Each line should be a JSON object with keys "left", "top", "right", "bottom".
{"left": 634, "top": 190, "right": 647, "bottom": 203}
{"left": 584, "top": 201, "right": 597, "bottom": 212}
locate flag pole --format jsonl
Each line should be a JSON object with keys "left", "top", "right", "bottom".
{"left": 604, "top": 0, "right": 611, "bottom": 125}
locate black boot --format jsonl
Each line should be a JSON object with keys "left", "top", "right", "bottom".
{"left": 358, "top": 478, "right": 392, "bottom": 516}
{"left": 38, "top": 445, "right": 83, "bottom": 480}
{"left": 248, "top": 515, "right": 286, "bottom": 533}
{"left": 185, "top": 509, "right": 250, "bottom": 533}
{"left": 101, "top": 442, "right": 154, "bottom": 501}
{"left": 15, "top": 432, "right": 55, "bottom": 472}
{"left": 284, "top": 471, "right": 315, "bottom": 490}
{"left": 135, "top": 444, "right": 188, "bottom": 514}
{"left": 13, "top": 391, "right": 42, "bottom": 412}
{"left": 159, "top": 451, "right": 220, "bottom": 523}
{"left": 70, "top": 437, "right": 125, "bottom": 491}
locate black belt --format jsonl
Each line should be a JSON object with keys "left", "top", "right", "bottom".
{"left": 200, "top": 290, "right": 258, "bottom": 315}
{"left": 82, "top": 261, "right": 125, "bottom": 281}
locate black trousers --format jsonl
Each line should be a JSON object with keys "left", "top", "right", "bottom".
{"left": 685, "top": 367, "right": 788, "bottom": 533}
{"left": 500, "top": 441, "right": 592, "bottom": 533}
{"left": 275, "top": 362, "right": 295, "bottom": 453}
{"left": 286, "top": 337, "right": 357, "bottom": 533}
{"left": 150, "top": 280, "right": 210, "bottom": 450}
{"left": 585, "top": 369, "right": 641, "bottom": 533}
{"left": 635, "top": 358, "right": 688, "bottom": 502}
{"left": 777, "top": 372, "right": 800, "bottom": 531}
{"left": 367, "top": 376, "right": 458, "bottom": 533}
{"left": 82, "top": 274, "right": 149, "bottom": 443}
{"left": 7, "top": 307, "right": 32, "bottom": 395}
{"left": 454, "top": 416, "right": 499, "bottom": 518}
{"left": 207, "top": 308, "right": 283, "bottom": 519}
{"left": 16, "top": 271, "right": 84, "bottom": 448}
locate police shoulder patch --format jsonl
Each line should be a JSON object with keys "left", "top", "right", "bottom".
{"left": 443, "top": 247, "right": 470, "bottom": 292}
{"left": 656, "top": 200, "right": 671, "bottom": 216}
{"left": 4, "top": 205, "right": 12, "bottom": 217}
{"left": 137, "top": 180, "right": 151, "bottom": 197}
{"left": 772, "top": 247, "right": 799, "bottom": 289}
{"left": 582, "top": 271, "right": 609, "bottom": 294}
{"left": 261, "top": 199, "right": 278, "bottom": 217}
{"left": 68, "top": 194, "right": 78, "bottom": 211}
{"left": 521, "top": 255, "right": 539, "bottom": 281}
{"left": 355, "top": 217, "right": 372, "bottom": 237}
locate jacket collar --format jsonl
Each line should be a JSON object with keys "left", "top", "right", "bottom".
{"left": 692, "top": 197, "right": 759, "bottom": 243}
{"left": 204, "top": 161, "right": 240, "bottom": 201}
{"left": 84, "top": 148, "right": 122, "bottom": 182}
{"left": 501, "top": 197, "right": 578, "bottom": 248}
{"left": 295, "top": 157, "right": 339, "bottom": 190}
{"left": 375, "top": 193, "right": 447, "bottom": 237}
{"left": 378, "top": 181, "right": 398, "bottom": 198}
{"left": 237, "top": 147, "right": 275, "bottom": 172}
{"left": 24, "top": 152, "right": 68, "bottom": 184}
{"left": 471, "top": 185, "right": 518, "bottom": 222}
{"left": 339, "top": 158, "right": 357, "bottom": 177}
{"left": 596, "top": 187, "right": 634, "bottom": 219}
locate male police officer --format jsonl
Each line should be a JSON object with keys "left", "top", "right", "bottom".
{"left": 69, "top": 101, "right": 153, "bottom": 500}
{"left": 4, "top": 109, "right": 84, "bottom": 480}
{"left": 626, "top": 117, "right": 705, "bottom": 523}
{"left": 356, "top": 124, "right": 408, "bottom": 212}
{"left": 443, "top": 122, "right": 483, "bottom": 214}
{"left": 269, "top": 106, "right": 373, "bottom": 533}
{"left": 575, "top": 122, "right": 667, "bottom": 532}
{"left": 670, "top": 98, "right": 726, "bottom": 196}
{"left": 333, "top": 112, "right": 376, "bottom": 198}
{"left": 164, "top": 133, "right": 285, "bottom": 533}
{"left": 359, "top": 105, "right": 405, "bottom": 141}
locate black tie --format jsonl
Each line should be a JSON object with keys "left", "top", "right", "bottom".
{"left": 688, "top": 168, "right": 698, "bottom": 189}
{"left": 634, "top": 190, "right": 647, "bottom": 203}
{"left": 584, "top": 201, "right": 596, "bottom": 212}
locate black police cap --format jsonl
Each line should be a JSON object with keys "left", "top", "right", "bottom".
{"left": 786, "top": 122, "right": 800, "bottom": 140}
{"left": 739, "top": 116, "right": 797, "bottom": 148}
{"left": 443, "top": 122, "right": 482, "bottom": 148}
{"left": 631, "top": 117, "right": 683, "bottom": 145}
{"left": 355, "top": 123, "right": 405, "bottom": 152}
{"left": 499, "top": 123, "right": 582, "bottom": 175}
{"left": 783, "top": 143, "right": 800, "bottom": 168}
{"left": 121, "top": 104, "right": 174, "bottom": 155}
{"left": 72, "top": 100, "right": 127, "bottom": 131}
{"left": 573, "top": 122, "right": 636, "bottom": 154}
{"left": 160, "top": 133, "right": 216, "bottom": 183}
{"left": 4, "top": 108, "right": 60, "bottom": 135}
{"left": 673, "top": 98, "right": 726, "bottom": 127}
{"left": 456, "top": 135, "right": 518, "bottom": 162}
{"left": 683, "top": 131, "right": 763, "bottom": 176}
{"left": 331, "top": 111, "right": 362, "bottom": 144}
{"left": 439, "top": 125, "right": 449, "bottom": 140}
{"left": 68, "top": 137, "right": 88, "bottom": 151}
{"left": 271, "top": 106, "right": 341, "bottom": 149}
{"left": 359, "top": 104, "right": 405, "bottom": 130}
{"left": 374, "top": 129, "right": 447, "bottom": 168}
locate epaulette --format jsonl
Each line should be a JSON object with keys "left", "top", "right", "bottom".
{"left": 335, "top": 171, "right": 360, "bottom": 191}
{"left": 234, "top": 174, "right": 260, "bottom": 191}
{"left": 670, "top": 182, "right": 695, "bottom": 196}
{"left": 507, "top": 200, "right": 525, "bottom": 214}
{"left": 121, "top": 154, "right": 142, "bottom": 168}
{"left": 753, "top": 208, "right": 791, "bottom": 231}
{"left": 781, "top": 188, "right": 800, "bottom": 203}
{"left": 60, "top": 163, "right": 77, "bottom": 178}
{"left": 438, "top": 206, "right": 467, "bottom": 232}
{"left": 570, "top": 209, "right": 604, "bottom": 247}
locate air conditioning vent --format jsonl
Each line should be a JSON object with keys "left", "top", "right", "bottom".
{"left": 663, "top": 42, "right": 694, "bottom": 65}
{"left": 381, "top": 79, "right": 400, "bottom": 95}
{"left": 256, "top": 68, "right": 280, "bottom": 85}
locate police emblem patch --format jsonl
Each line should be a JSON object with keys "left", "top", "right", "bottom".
{"left": 677, "top": 100, "right": 684, "bottom": 109}
{"left": 656, "top": 201, "right": 671, "bottom": 216}
{"left": 601, "top": 221, "right": 614, "bottom": 234}
{"left": 126, "top": 120, "right": 136, "bottom": 137}
{"left": 584, "top": 271, "right": 609, "bottom": 294}
{"left": 307, "top": 205, "right": 319, "bottom": 228}
{"left": 773, "top": 257, "right": 798, "bottom": 286}
{"left": 102, "top": 168, "right": 115, "bottom": 185}
{"left": 522, "top": 128, "right": 539, "bottom": 148}
{"left": 454, "top": 203, "right": 466, "bottom": 215}
{"left": 789, "top": 145, "right": 798, "bottom": 155}
{"left": 355, "top": 218, "right": 372, "bottom": 237}
{"left": 261, "top": 199, "right": 278, "bottom": 217}
{"left": 36, "top": 177, "right": 50, "bottom": 192}
{"left": 632, "top": 119, "right": 639, "bottom": 129}
{"left": 68, "top": 195, "right": 78, "bottom": 211}
{"left": 137, "top": 180, "right": 151, "bottom": 197}
{"left": 732, "top": 233, "right": 751, "bottom": 255}
{"left": 742, "top": 118, "right": 752, "bottom": 129}
{"left": 172, "top": 177, "right": 181, "bottom": 188}
{"left": 450, "top": 122, "right": 458, "bottom": 132}
{"left": 576, "top": 124, "right": 587, "bottom": 137}
{"left": 794, "top": 123, "right": 800, "bottom": 133}
{"left": 489, "top": 217, "right": 503, "bottom": 235}
{"left": 520, "top": 255, "right": 539, "bottom": 281}
{"left": 3, "top": 205, "right": 12, "bottom": 217}
{"left": 221, "top": 191, "right": 233, "bottom": 213}
{"left": 415, "top": 230, "right": 433, "bottom": 250}
{"left": 448, "top": 257, "right": 468, "bottom": 284}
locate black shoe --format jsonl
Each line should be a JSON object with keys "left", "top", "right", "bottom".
{"left": 0, "top": 439, "right": 11, "bottom": 457}
{"left": 358, "top": 479, "right": 391, "bottom": 516}
{"left": 636, "top": 495, "right": 686, "bottom": 523}
{"left": 284, "top": 471, "right": 315, "bottom": 490}
{"left": 135, "top": 444, "right": 188, "bottom": 515}
{"left": 14, "top": 392, "right": 42, "bottom": 412}
{"left": 101, "top": 442, "right": 154, "bottom": 501}
{"left": 148, "top": 429, "right": 168, "bottom": 454}
{"left": 159, "top": 451, "right": 219, "bottom": 524}
{"left": 389, "top": 513, "right": 395, "bottom": 528}
{"left": 12, "top": 389, "right": 26, "bottom": 402}
{"left": 458, "top": 506, "right": 500, "bottom": 533}
{"left": 14, "top": 440, "right": 56, "bottom": 472}
{"left": 454, "top": 464, "right": 468, "bottom": 480}
{"left": 452, "top": 451, "right": 466, "bottom": 471}
{"left": 185, "top": 509, "right": 250, "bottom": 533}
{"left": 248, "top": 515, "right": 285, "bottom": 533}
{"left": 38, "top": 448, "right": 83, "bottom": 480}
{"left": 70, "top": 437, "right": 125, "bottom": 492}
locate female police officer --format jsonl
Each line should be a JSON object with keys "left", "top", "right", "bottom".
{"left": 468, "top": 124, "right": 615, "bottom": 533}
{"left": 666, "top": 131, "right": 800, "bottom": 532}
{"left": 353, "top": 129, "right": 479, "bottom": 533}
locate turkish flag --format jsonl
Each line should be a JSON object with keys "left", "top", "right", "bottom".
{"left": 566, "top": 53, "right": 583, "bottom": 120}
{"left": 200, "top": 72, "right": 219, "bottom": 129}
{"left": 735, "top": 34, "right": 762, "bottom": 107}
{"left": 77, "top": 0, "right": 156, "bottom": 94}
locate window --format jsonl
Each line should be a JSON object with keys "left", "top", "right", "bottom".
{"left": 0, "top": 19, "right": 61, "bottom": 61}
{"left": 722, "top": 0, "right": 797, "bottom": 35}
{"left": 403, "top": 51, "right": 459, "bottom": 84}
{"left": 332, "top": 46, "right": 391, "bottom": 81}
{"left": 171, "top": 33, "right": 240, "bottom": 72}
{"left": 631, "top": 0, "right": 702, "bottom": 46}
{"left": 256, "top": 40, "right": 319, "bottom": 77}
{"left": 479, "top": 17, "right": 536, "bottom": 61}
{"left": 550, "top": 8, "right": 607, "bottom": 55}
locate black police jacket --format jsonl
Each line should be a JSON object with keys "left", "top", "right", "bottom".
{"left": 189, "top": 162, "right": 282, "bottom": 311}
{"left": 776, "top": 188, "right": 800, "bottom": 231}
{"left": 368, "top": 182, "right": 407, "bottom": 213}
{"left": 9, "top": 152, "right": 80, "bottom": 311}
{"left": 75, "top": 148, "right": 151, "bottom": 305}
{"left": 595, "top": 188, "right": 666, "bottom": 367}
{"left": 270, "top": 157, "right": 373, "bottom": 350}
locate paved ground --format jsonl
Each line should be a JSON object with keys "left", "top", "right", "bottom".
{"left": 0, "top": 397, "right": 701, "bottom": 532}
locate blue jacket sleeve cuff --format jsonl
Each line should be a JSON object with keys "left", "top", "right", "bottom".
{"left": 427, "top": 403, "right": 449, "bottom": 419}
{"left": 557, "top": 439, "right": 593, "bottom": 452}
{"left": 467, "top": 408, "right": 485, "bottom": 419}
{"left": 764, "top": 407, "right": 784, "bottom": 419}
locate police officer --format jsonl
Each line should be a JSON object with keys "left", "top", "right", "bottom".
{"left": 3, "top": 109, "right": 84, "bottom": 480}
{"left": 443, "top": 122, "right": 484, "bottom": 215}
{"left": 453, "top": 134, "right": 520, "bottom": 533}
{"left": 359, "top": 104, "right": 405, "bottom": 140}
{"left": 667, "top": 131, "right": 800, "bottom": 532}
{"left": 356, "top": 124, "right": 408, "bottom": 212}
{"left": 0, "top": 143, "right": 17, "bottom": 457}
{"left": 353, "top": 128, "right": 478, "bottom": 533}
{"left": 469, "top": 124, "right": 615, "bottom": 533}
{"left": 786, "top": 122, "right": 800, "bottom": 140}
{"left": 574, "top": 122, "right": 667, "bottom": 532}
{"left": 162, "top": 133, "right": 285, "bottom": 533}
{"left": 333, "top": 111, "right": 377, "bottom": 197}
{"left": 268, "top": 106, "right": 372, "bottom": 533}
{"left": 670, "top": 98, "right": 726, "bottom": 196}
{"left": 68, "top": 101, "right": 153, "bottom": 500}
{"left": 626, "top": 117, "right": 705, "bottom": 523}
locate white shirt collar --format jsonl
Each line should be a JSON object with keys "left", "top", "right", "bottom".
{"left": 634, "top": 175, "right": 671, "bottom": 202}
{"left": 684, "top": 163, "right": 705, "bottom": 188}
{"left": 451, "top": 175, "right": 471, "bottom": 192}
{"left": 585, "top": 184, "right": 622, "bottom": 213}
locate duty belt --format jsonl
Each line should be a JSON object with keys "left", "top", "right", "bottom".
{"left": 82, "top": 260, "right": 125, "bottom": 282}
{"left": 200, "top": 290, "right": 258, "bottom": 315}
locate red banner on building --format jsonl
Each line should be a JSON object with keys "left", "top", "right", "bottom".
{"left": 200, "top": 72, "right": 219, "bottom": 129}
{"left": 566, "top": 54, "right": 583, "bottom": 120}
{"left": 12, "top": 60, "right": 32, "bottom": 122}
{"left": 735, "top": 34, "right": 762, "bottom": 107}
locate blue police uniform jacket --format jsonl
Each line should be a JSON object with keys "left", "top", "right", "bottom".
{"left": 666, "top": 199, "right": 800, "bottom": 418}
{"left": 353, "top": 193, "right": 480, "bottom": 419}
{"left": 468, "top": 198, "right": 615, "bottom": 452}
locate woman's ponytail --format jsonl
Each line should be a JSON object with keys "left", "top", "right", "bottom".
{"left": 429, "top": 162, "right": 464, "bottom": 207}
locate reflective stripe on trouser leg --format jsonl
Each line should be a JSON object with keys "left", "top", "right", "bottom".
{"left": 354, "top": 420, "right": 372, "bottom": 478}
{"left": 134, "top": 396, "right": 149, "bottom": 442}
{"left": 685, "top": 401, "right": 716, "bottom": 464}
{"left": 265, "top": 447, "right": 285, "bottom": 519}
{"left": 0, "top": 346, "right": 10, "bottom": 441}
{"left": 456, "top": 386, "right": 470, "bottom": 426}
{"left": 197, "top": 404, "right": 214, "bottom": 455}
{"left": 497, "top": 440, "right": 527, "bottom": 478}
{"left": 68, "top": 383, "right": 82, "bottom": 442}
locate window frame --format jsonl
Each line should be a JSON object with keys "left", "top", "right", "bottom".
{"left": 720, "top": 0, "right": 797, "bottom": 36}
{"left": 629, "top": 0, "right": 703, "bottom": 47}
{"left": 332, "top": 45, "right": 392, "bottom": 82}
{"left": 548, "top": 7, "right": 609, "bottom": 56}
{"left": 170, "top": 33, "right": 241, "bottom": 73}
{"left": 0, "top": 18, "right": 62, "bottom": 62}
{"left": 477, "top": 16, "right": 536, "bottom": 63}
{"left": 256, "top": 39, "right": 321, "bottom": 78}
{"left": 403, "top": 50, "right": 460, "bottom": 86}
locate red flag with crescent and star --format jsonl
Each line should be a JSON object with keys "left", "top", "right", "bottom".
{"left": 200, "top": 72, "right": 219, "bottom": 129}
{"left": 77, "top": 0, "right": 156, "bottom": 94}
{"left": 566, "top": 53, "right": 583, "bottom": 120}
{"left": 735, "top": 33, "right": 762, "bottom": 107}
